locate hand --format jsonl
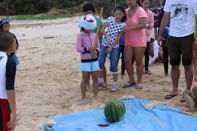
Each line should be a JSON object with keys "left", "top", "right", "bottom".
{"left": 89, "top": 46, "right": 97, "bottom": 56}
{"left": 157, "top": 36, "right": 163, "bottom": 45}
{"left": 106, "top": 37, "right": 111, "bottom": 46}
{"left": 158, "top": 40, "right": 162, "bottom": 47}
{"left": 123, "top": 26, "right": 131, "bottom": 32}
{"left": 7, "top": 112, "right": 16, "bottom": 131}
{"left": 193, "top": 40, "right": 197, "bottom": 50}
{"left": 91, "top": 50, "right": 97, "bottom": 56}
{"left": 98, "top": 31, "right": 103, "bottom": 38}
{"left": 88, "top": 46, "right": 95, "bottom": 52}
{"left": 105, "top": 47, "right": 112, "bottom": 54}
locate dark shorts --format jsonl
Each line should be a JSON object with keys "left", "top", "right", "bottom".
{"left": 0, "top": 99, "right": 10, "bottom": 131}
{"left": 168, "top": 34, "right": 194, "bottom": 65}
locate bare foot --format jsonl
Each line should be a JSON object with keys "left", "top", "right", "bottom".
{"left": 82, "top": 97, "right": 87, "bottom": 101}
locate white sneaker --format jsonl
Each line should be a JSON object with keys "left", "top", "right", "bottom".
{"left": 111, "top": 87, "right": 119, "bottom": 92}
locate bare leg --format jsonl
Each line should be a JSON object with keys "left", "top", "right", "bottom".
{"left": 124, "top": 46, "right": 135, "bottom": 83}
{"left": 113, "top": 73, "right": 118, "bottom": 82}
{"left": 87, "top": 73, "right": 91, "bottom": 89}
{"left": 193, "top": 50, "right": 197, "bottom": 82}
{"left": 184, "top": 64, "right": 193, "bottom": 91}
{"left": 171, "top": 65, "right": 180, "bottom": 94}
{"left": 164, "top": 65, "right": 179, "bottom": 99}
{"left": 92, "top": 71, "right": 99, "bottom": 98}
{"left": 134, "top": 47, "right": 145, "bottom": 85}
{"left": 103, "top": 66, "right": 107, "bottom": 86}
{"left": 81, "top": 72, "right": 90, "bottom": 100}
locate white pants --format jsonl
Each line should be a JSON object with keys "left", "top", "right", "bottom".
{"left": 149, "top": 40, "right": 160, "bottom": 65}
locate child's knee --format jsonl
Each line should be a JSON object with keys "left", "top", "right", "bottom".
{"left": 82, "top": 78, "right": 89, "bottom": 84}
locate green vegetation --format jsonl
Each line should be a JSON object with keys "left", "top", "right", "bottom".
{"left": 1, "top": 14, "right": 76, "bottom": 20}
{"left": 1, "top": 0, "right": 126, "bottom": 18}
{"left": 0, "top": 0, "right": 163, "bottom": 19}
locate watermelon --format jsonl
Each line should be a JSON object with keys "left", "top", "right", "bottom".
{"left": 104, "top": 99, "right": 126, "bottom": 123}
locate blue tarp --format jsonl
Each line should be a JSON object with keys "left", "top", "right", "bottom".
{"left": 41, "top": 98, "right": 197, "bottom": 131}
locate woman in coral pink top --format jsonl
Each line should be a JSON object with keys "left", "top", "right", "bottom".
{"left": 123, "top": 0, "right": 147, "bottom": 89}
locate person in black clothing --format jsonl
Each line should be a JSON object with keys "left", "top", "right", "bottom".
{"left": 158, "top": 5, "right": 170, "bottom": 76}
{"left": 0, "top": 19, "right": 19, "bottom": 66}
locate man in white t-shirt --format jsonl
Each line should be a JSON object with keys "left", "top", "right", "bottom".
{"left": 158, "top": 0, "right": 197, "bottom": 100}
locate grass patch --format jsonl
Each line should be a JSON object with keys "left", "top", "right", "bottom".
{"left": 1, "top": 14, "right": 76, "bottom": 21}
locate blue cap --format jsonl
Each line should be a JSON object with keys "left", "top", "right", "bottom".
{"left": 0, "top": 19, "right": 10, "bottom": 26}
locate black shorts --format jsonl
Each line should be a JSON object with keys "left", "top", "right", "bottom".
{"left": 168, "top": 34, "right": 194, "bottom": 65}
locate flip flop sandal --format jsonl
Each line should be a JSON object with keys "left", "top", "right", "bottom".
{"left": 135, "top": 84, "right": 143, "bottom": 89}
{"left": 123, "top": 82, "right": 136, "bottom": 88}
{"left": 164, "top": 94, "right": 178, "bottom": 99}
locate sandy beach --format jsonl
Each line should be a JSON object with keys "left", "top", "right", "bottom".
{"left": 10, "top": 16, "right": 196, "bottom": 131}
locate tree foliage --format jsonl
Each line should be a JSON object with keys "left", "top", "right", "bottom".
{"left": 1, "top": 0, "right": 162, "bottom": 16}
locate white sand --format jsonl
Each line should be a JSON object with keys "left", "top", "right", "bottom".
{"left": 10, "top": 16, "right": 196, "bottom": 131}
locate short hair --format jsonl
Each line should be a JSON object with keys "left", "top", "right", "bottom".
{"left": 0, "top": 32, "right": 15, "bottom": 51}
{"left": 83, "top": 3, "right": 95, "bottom": 13}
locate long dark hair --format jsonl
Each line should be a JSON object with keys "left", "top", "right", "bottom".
{"left": 114, "top": 5, "right": 127, "bottom": 22}
{"left": 137, "top": 0, "right": 141, "bottom": 6}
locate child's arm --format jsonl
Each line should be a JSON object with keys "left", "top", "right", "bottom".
{"left": 7, "top": 90, "right": 16, "bottom": 130}
{"left": 101, "top": 22, "right": 111, "bottom": 46}
{"left": 105, "top": 32, "right": 123, "bottom": 54}
{"left": 111, "top": 32, "right": 124, "bottom": 48}
{"left": 98, "top": 18, "right": 104, "bottom": 39}
{"left": 6, "top": 58, "right": 17, "bottom": 130}
{"left": 76, "top": 33, "right": 90, "bottom": 53}
{"left": 96, "top": 37, "right": 100, "bottom": 51}
{"left": 91, "top": 37, "right": 100, "bottom": 56}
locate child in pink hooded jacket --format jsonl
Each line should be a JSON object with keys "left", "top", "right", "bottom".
{"left": 76, "top": 14, "right": 100, "bottom": 100}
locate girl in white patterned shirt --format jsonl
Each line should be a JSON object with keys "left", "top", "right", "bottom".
{"left": 98, "top": 6, "right": 127, "bottom": 92}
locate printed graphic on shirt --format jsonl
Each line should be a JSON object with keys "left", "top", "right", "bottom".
{"left": 0, "top": 56, "right": 3, "bottom": 61}
{"left": 171, "top": 4, "right": 189, "bottom": 21}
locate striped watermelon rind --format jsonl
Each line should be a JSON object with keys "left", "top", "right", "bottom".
{"left": 104, "top": 99, "right": 126, "bottom": 123}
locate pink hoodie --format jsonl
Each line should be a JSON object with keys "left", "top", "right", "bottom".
{"left": 76, "top": 32, "right": 100, "bottom": 61}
